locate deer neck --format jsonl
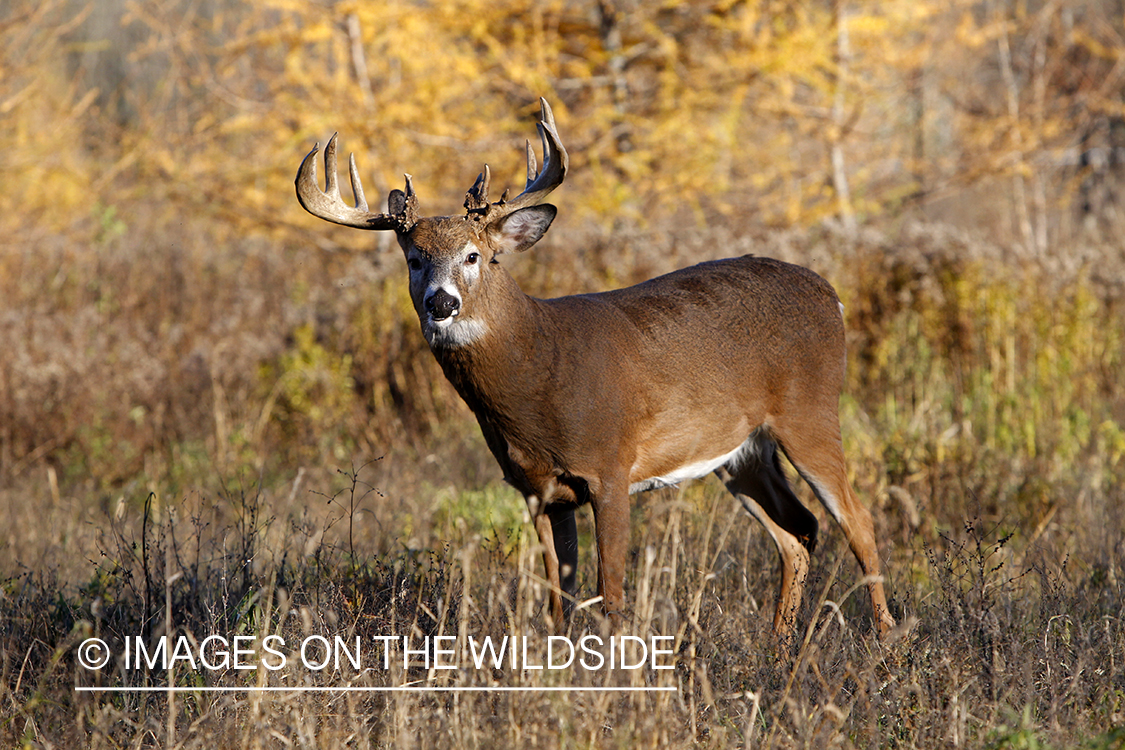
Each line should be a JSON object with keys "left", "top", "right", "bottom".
{"left": 427, "top": 267, "right": 550, "bottom": 416}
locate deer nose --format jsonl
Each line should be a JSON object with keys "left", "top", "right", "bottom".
{"left": 426, "top": 289, "right": 461, "bottom": 321}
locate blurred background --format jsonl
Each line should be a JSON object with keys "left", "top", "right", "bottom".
{"left": 2, "top": 0, "right": 1123, "bottom": 570}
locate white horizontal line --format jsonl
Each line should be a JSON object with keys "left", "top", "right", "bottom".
{"left": 76, "top": 686, "right": 675, "bottom": 693}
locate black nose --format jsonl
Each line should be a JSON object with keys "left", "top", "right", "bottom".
{"left": 426, "top": 289, "right": 461, "bottom": 321}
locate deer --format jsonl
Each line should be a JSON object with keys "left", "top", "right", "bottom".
{"left": 295, "top": 98, "right": 896, "bottom": 638}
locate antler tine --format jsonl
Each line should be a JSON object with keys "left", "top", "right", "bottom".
{"left": 323, "top": 134, "right": 341, "bottom": 200}
{"left": 387, "top": 173, "right": 417, "bottom": 221}
{"left": 348, "top": 152, "right": 369, "bottom": 213}
{"left": 464, "top": 165, "right": 492, "bottom": 213}
{"left": 535, "top": 121, "right": 552, "bottom": 176}
{"left": 540, "top": 94, "right": 559, "bottom": 132}
{"left": 295, "top": 133, "right": 413, "bottom": 231}
{"left": 525, "top": 140, "right": 538, "bottom": 188}
{"left": 504, "top": 97, "right": 569, "bottom": 212}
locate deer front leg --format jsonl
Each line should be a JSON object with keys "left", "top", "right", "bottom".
{"left": 533, "top": 505, "right": 578, "bottom": 631}
{"left": 533, "top": 511, "right": 564, "bottom": 630}
{"left": 591, "top": 480, "right": 630, "bottom": 628}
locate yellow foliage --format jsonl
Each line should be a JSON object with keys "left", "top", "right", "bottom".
{"left": 2, "top": 0, "right": 1121, "bottom": 246}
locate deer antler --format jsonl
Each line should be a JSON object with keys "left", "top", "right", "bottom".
{"left": 296, "top": 133, "right": 417, "bottom": 231}
{"left": 463, "top": 98, "right": 569, "bottom": 221}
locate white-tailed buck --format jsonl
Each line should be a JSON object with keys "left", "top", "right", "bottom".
{"left": 296, "top": 99, "right": 895, "bottom": 637}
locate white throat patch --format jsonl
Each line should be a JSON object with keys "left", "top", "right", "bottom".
{"left": 424, "top": 316, "right": 489, "bottom": 349}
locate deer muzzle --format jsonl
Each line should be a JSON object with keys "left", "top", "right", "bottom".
{"left": 426, "top": 288, "right": 461, "bottom": 321}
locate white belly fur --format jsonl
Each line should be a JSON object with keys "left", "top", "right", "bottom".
{"left": 628, "top": 430, "right": 768, "bottom": 495}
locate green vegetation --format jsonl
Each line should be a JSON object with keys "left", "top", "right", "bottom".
{"left": 2, "top": 0, "right": 1124, "bottom": 747}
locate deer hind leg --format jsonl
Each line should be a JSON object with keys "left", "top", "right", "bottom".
{"left": 551, "top": 507, "right": 579, "bottom": 616}
{"left": 771, "top": 420, "right": 896, "bottom": 636}
{"left": 716, "top": 434, "right": 819, "bottom": 638}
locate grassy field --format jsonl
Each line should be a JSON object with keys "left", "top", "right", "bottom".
{"left": 2, "top": 219, "right": 1124, "bottom": 748}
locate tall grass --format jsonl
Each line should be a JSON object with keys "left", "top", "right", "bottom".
{"left": 3, "top": 460, "right": 1123, "bottom": 748}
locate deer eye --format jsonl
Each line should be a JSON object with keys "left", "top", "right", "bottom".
{"left": 465, "top": 252, "right": 480, "bottom": 266}
{"left": 407, "top": 258, "right": 423, "bottom": 271}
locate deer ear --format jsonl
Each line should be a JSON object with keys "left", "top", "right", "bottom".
{"left": 489, "top": 205, "right": 556, "bottom": 254}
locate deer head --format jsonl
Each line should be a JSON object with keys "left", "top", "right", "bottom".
{"left": 295, "top": 98, "right": 568, "bottom": 349}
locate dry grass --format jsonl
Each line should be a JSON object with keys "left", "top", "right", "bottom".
{"left": 3, "top": 458, "right": 1124, "bottom": 749}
